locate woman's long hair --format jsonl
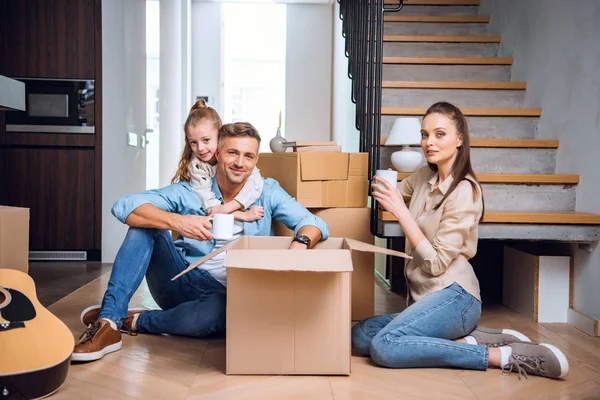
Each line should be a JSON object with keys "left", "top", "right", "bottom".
{"left": 425, "top": 102, "right": 484, "bottom": 220}
{"left": 171, "top": 99, "right": 222, "bottom": 183}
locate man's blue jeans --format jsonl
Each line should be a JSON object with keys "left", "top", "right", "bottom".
{"left": 97, "top": 227, "right": 226, "bottom": 337}
{"left": 352, "top": 282, "right": 489, "bottom": 370}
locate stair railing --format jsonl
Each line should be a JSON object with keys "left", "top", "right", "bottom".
{"left": 338, "top": 0, "right": 403, "bottom": 236}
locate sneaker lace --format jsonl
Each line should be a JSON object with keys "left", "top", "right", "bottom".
{"left": 502, "top": 354, "right": 545, "bottom": 380}
{"left": 77, "top": 321, "right": 102, "bottom": 344}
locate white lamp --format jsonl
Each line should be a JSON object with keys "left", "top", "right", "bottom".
{"left": 385, "top": 117, "right": 423, "bottom": 172}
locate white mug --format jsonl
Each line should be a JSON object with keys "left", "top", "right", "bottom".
{"left": 210, "top": 214, "right": 235, "bottom": 240}
{"left": 374, "top": 169, "right": 398, "bottom": 192}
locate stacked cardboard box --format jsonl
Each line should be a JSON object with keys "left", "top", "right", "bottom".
{"left": 257, "top": 150, "right": 369, "bottom": 208}
{"left": 0, "top": 206, "right": 30, "bottom": 273}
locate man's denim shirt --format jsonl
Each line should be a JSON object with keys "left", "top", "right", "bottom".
{"left": 111, "top": 178, "right": 330, "bottom": 266}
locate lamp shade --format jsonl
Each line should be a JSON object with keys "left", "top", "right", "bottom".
{"left": 385, "top": 117, "right": 422, "bottom": 146}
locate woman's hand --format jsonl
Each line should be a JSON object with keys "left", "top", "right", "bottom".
{"left": 371, "top": 176, "right": 409, "bottom": 221}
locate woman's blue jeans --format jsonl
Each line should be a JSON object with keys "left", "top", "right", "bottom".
{"left": 352, "top": 282, "right": 489, "bottom": 370}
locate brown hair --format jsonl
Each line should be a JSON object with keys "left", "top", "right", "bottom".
{"left": 218, "top": 122, "right": 262, "bottom": 146}
{"left": 171, "top": 99, "right": 223, "bottom": 183}
{"left": 425, "top": 102, "right": 484, "bottom": 220}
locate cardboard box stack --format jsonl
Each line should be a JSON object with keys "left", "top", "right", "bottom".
{"left": 258, "top": 142, "right": 380, "bottom": 322}
{"left": 0, "top": 206, "right": 30, "bottom": 274}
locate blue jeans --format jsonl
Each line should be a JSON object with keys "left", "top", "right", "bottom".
{"left": 352, "top": 282, "right": 488, "bottom": 370}
{"left": 98, "top": 227, "right": 226, "bottom": 337}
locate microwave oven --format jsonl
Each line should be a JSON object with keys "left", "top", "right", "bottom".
{"left": 5, "top": 78, "right": 95, "bottom": 134}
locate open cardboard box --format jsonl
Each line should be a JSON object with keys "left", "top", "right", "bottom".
{"left": 172, "top": 235, "right": 409, "bottom": 376}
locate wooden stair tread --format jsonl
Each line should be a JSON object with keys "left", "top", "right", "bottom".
{"left": 396, "top": 172, "right": 579, "bottom": 184}
{"left": 387, "top": 0, "right": 480, "bottom": 5}
{"left": 383, "top": 57, "right": 511, "bottom": 64}
{"left": 382, "top": 107, "right": 542, "bottom": 116}
{"left": 384, "top": 35, "right": 500, "bottom": 43}
{"left": 382, "top": 81, "right": 526, "bottom": 89}
{"left": 380, "top": 138, "right": 558, "bottom": 148}
{"left": 379, "top": 210, "right": 600, "bottom": 224}
{"left": 385, "top": 16, "right": 489, "bottom": 23}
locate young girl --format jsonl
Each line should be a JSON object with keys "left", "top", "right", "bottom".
{"left": 353, "top": 102, "right": 569, "bottom": 380}
{"left": 172, "top": 100, "right": 264, "bottom": 222}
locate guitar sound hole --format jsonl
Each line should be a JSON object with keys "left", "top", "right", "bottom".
{"left": 0, "top": 291, "right": 5, "bottom": 305}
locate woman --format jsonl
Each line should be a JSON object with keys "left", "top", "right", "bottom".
{"left": 352, "top": 102, "right": 569, "bottom": 379}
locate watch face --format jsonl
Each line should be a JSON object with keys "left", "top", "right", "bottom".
{"left": 294, "top": 235, "right": 311, "bottom": 246}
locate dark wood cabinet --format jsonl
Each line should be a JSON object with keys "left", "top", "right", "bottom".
{"left": 0, "top": 0, "right": 102, "bottom": 259}
{"left": 3, "top": 147, "right": 96, "bottom": 250}
{"left": 1, "top": 0, "right": 96, "bottom": 79}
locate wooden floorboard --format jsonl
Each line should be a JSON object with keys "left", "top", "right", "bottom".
{"left": 46, "top": 272, "right": 600, "bottom": 399}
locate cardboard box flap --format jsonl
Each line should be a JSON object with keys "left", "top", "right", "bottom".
{"left": 344, "top": 238, "right": 411, "bottom": 259}
{"left": 225, "top": 249, "right": 353, "bottom": 272}
{"left": 171, "top": 238, "right": 241, "bottom": 281}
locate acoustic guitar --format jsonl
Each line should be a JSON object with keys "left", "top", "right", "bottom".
{"left": 0, "top": 269, "right": 73, "bottom": 399}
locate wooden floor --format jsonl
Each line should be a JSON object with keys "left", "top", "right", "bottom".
{"left": 48, "top": 273, "right": 600, "bottom": 400}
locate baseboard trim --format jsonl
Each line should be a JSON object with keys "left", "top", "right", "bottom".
{"left": 567, "top": 308, "right": 599, "bottom": 337}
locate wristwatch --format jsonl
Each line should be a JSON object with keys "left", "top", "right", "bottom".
{"left": 292, "top": 234, "right": 312, "bottom": 248}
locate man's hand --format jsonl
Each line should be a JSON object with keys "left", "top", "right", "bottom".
{"left": 289, "top": 241, "right": 308, "bottom": 250}
{"left": 175, "top": 215, "right": 213, "bottom": 241}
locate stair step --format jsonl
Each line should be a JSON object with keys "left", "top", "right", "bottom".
{"left": 386, "top": 5, "right": 479, "bottom": 16}
{"left": 384, "top": 22, "right": 487, "bottom": 36}
{"left": 382, "top": 107, "right": 542, "bottom": 116}
{"left": 384, "top": 16, "right": 489, "bottom": 23}
{"left": 396, "top": 173, "right": 579, "bottom": 184}
{"left": 384, "top": 35, "right": 500, "bottom": 43}
{"left": 390, "top": 0, "right": 480, "bottom": 4}
{"left": 382, "top": 116, "right": 539, "bottom": 139}
{"left": 381, "top": 138, "right": 557, "bottom": 148}
{"left": 383, "top": 64, "right": 510, "bottom": 81}
{"left": 380, "top": 147, "right": 556, "bottom": 174}
{"left": 383, "top": 57, "right": 511, "bottom": 64}
{"left": 379, "top": 210, "right": 600, "bottom": 224}
{"left": 384, "top": 42, "right": 499, "bottom": 57}
{"left": 383, "top": 87, "right": 525, "bottom": 108}
{"left": 382, "top": 81, "right": 524, "bottom": 89}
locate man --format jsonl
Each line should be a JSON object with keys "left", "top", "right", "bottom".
{"left": 72, "top": 122, "right": 329, "bottom": 362}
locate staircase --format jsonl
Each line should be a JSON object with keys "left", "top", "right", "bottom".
{"left": 375, "top": 0, "right": 600, "bottom": 242}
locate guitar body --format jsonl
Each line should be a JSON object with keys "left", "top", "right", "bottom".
{"left": 0, "top": 269, "right": 74, "bottom": 399}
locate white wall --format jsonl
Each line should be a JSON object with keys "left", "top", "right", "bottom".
{"left": 191, "top": 3, "right": 223, "bottom": 113}
{"left": 101, "top": 0, "right": 147, "bottom": 262}
{"left": 480, "top": 0, "right": 600, "bottom": 319}
{"left": 285, "top": 4, "right": 333, "bottom": 142}
{"left": 331, "top": 1, "right": 359, "bottom": 152}
{"left": 159, "top": 0, "right": 192, "bottom": 187}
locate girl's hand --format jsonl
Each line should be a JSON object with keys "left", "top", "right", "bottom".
{"left": 371, "top": 176, "right": 408, "bottom": 220}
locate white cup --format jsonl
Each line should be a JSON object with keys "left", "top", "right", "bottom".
{"left": 374, "top": 169, "right": 398, "bottom": 192}
{"left": 210, "top": 214, "right": 235, "bottom": 240}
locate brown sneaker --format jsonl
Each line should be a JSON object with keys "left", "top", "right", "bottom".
{"left": 71, "top": 320, "right": 122, "bottom": 362}
{"left": 81, "top": 305, "right": 145, "bottom": 334}
{"left": 470, "top": 326, "right": 531, "bottom": 347}
{"left": 504, "top": 342, "right": 569, "bottom": 379}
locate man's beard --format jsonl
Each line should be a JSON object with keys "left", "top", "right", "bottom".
{"left": 224, "top": 168, "right": 250, "bottom": 184}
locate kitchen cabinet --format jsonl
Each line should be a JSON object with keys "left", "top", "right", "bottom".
{"left": 1, "top": 0, "right": 96, "bottom": 79}
{"left": 2, "top": 147, "right": 96, "bottom": 251}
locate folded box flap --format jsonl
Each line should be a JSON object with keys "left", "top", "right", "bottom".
{"left": 171, "top": 238, "right": 243, "bottom": 281}
{"left": 344, "top": 238, "right": 412, "bottom": 259}
{"left": 225, "top": 249, "right": 353, "bottom": 272}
